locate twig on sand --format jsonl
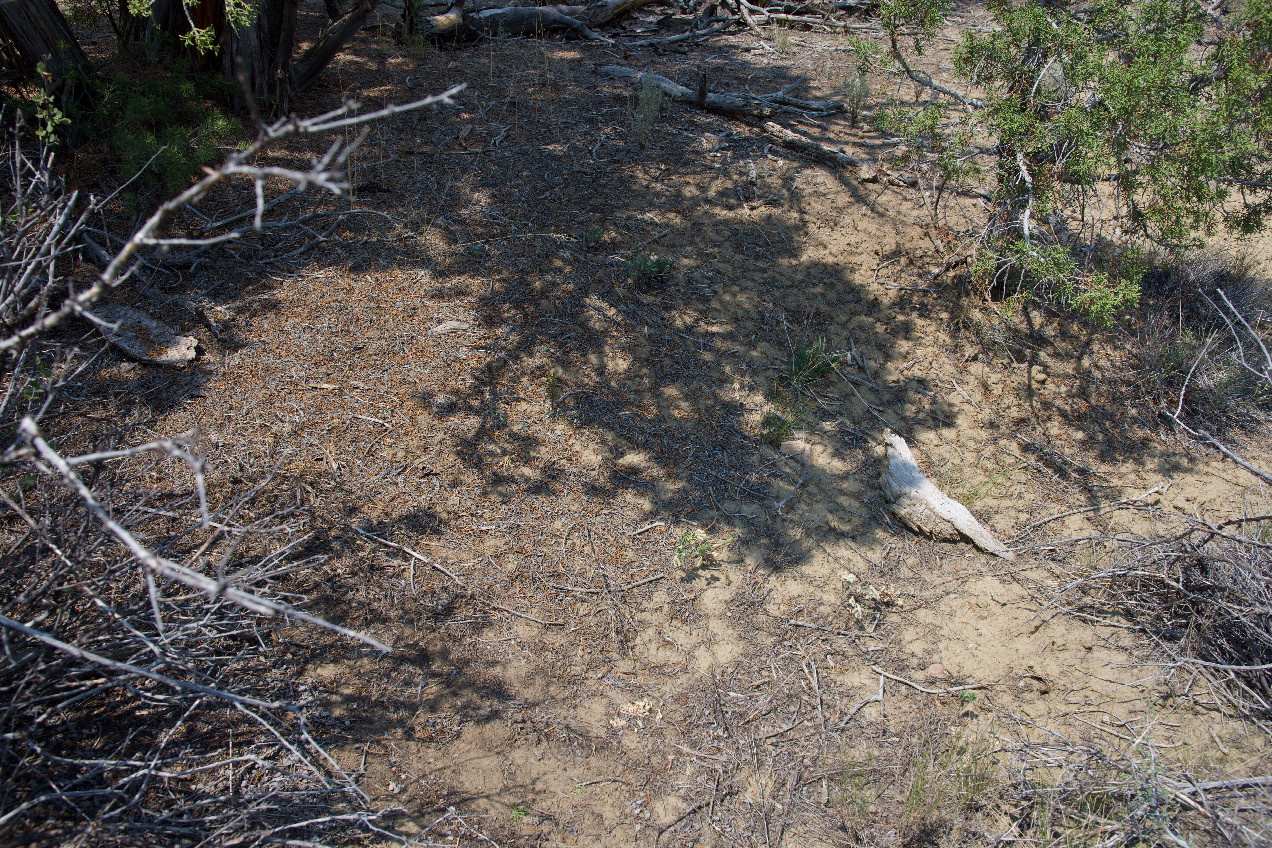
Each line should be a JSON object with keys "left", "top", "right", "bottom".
{"left": 836, "top": 673, "right": 884, "bottom": 727}
{"left": 772, "top": 448, "right": 810, "bottom": 514}
{"left": 1014, "top": 483, "right": 1169, "bottom": 537}
{"left": 870, "top": 665, "right": 990, "bottom": 695}
{"left": 549, "top": 573, "right": 665, "bottom": 594}
{"left": 353, "top": 527, "right": 564, "bottom": 626}
{"left": 655, "top": 799, "right": 711, "bottom": 846}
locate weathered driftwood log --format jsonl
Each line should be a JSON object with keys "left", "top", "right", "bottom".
{"left": 881, "top": 431, "right": 1014, "bottom": 560}
{"left": 411, "top": 3, "right": 608, "bottom": 39}
{"left": 598, "top": 65, "right": 844, "bottom": 118}
{"left": 585, "top": 0, "right": 664, "bottom": 26}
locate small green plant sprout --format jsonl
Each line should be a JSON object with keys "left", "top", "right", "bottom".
{"left": 674, "top": 530, "right": 734, "bottom": 570}
{"left": 31, "top": 64, "right": 70, "bottom": 143}
{"left": 761, "top": 408, "right": 800, "bottom": 447}
{"left": 844, "top": 72, "right": 871, "bottom": 128}
{"left": 583, "top": 225, "right": 605, "bottom": 248}
{"left": 545, "top": 370, "right": 562, "bottom": 403}
{"left": 958, "top": 691, "right": 978, "bottom": 705}
{"left": 789, "top": 337, "right": 845, "bottom": 385}
{"left": 625, "top": 253, "right": 674, "bottom": 284}
{"left": 630, "top": 74, "right": 664, "bottom": 147}
{"left": 761, "top": 383, "right": 812, "bottom": 447}
{"left": 511, "top": 803, "right": 528, "bottom": 821}
{"left": 773, "top": 24, "right": 792, "bottom": 53}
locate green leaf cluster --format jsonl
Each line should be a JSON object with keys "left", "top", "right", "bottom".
{"left": 92, "top": 59, "right": 241, "bottom": 202}
{"left": 882, "top": 0, "right": 1272, "bottom": 323}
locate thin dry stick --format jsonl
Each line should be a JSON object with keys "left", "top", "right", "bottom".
{"left": 353, "top": 528, "right": 564, "bottom": 626}
{"left": 549, "top": 573, "right": 665, "bottom": 594}
{"left": 836, "top": 674, "right": 884, "bottom": 727}
{"left": 772, "top": 449, "right": 810, "bottom": 514}
{"left": 1015, "top": 483, "right": 1169, "bottom": 536}
{"left": 870, "top": 665, "right": 990, "bottom": 695}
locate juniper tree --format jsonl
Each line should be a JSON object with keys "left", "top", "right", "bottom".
{"left": 876, "top": 0, "right": 1272, "bottom": 322}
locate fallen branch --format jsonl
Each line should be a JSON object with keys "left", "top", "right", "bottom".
{"left": 585, "top": 0, "right": 664, "bottom": 26}
{"left": 760, "top": 121, "right": 873, "bottom": 177}
{"left": 13, "top": 418, "right": 392, "bottom": 651}
{"left": 0, "top": 86, "right": 464, "bottom": 354}
{"left": 615, "top": 15, "right": 737, "bottom": 47}
{"left": 836, "top": 673, "right": 884, "bottom": 727}
{"left": 598, "top": 65, "right": 844, "bottom": 118}
{"left": 870, "top": 665, "right": 990, "bottom": 695}
{"left": 1015, "top": 483, "right": 1169, "bottom": 537}
{"left": 353, "top": 527, "right": 564, "bottom": 626}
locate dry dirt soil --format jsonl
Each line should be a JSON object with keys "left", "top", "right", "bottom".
{"left": 75, "top": 3, "right": 1272, "bottom": 845}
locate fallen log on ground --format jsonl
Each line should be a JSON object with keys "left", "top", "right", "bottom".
{"left": 881, "top": 431, "right": 1014, "bottom": 560}
{"left": 585, "top": 0, "right": 665, "bottom": 26}
{"left": 470, "top": 5, "right": 611, "bottom": 38}
{"left": 598, "top": 65, "right": 844, "bottom": 118}
{"left": 408, "top": 2, "right": 609, "bottom": 39}
{"left": 760, "top": 121, "right": 875, "bottom": 177}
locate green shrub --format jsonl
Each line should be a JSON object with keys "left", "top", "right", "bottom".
{"left": 789, "top": 337, "right": 844, "bottom": 385}
{"left": 874, "top": 0, "right": 1272, "bottom": 323}
{"left": 625, "top": 253, "right": 673, "bottom": 284}
{"left": 89, "top": 57, "right": 242, "bottom": 203}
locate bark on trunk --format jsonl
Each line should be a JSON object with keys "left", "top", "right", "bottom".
{"left": 292, "top": 0, "right": 378, "bottom": 93}
{"left": 224, "top": 0, "right": 298, "bottom": 112}
{"left": 0, "top": 0, "right": 88, "bottom": 79}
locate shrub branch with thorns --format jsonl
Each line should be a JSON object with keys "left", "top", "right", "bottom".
{"left": 0, "top": 84, "right": 468, "bottom": 846}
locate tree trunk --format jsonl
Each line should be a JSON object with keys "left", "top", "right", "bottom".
{"left": 221, "top": 0, "right": 298, "bottom": 113}
{"left": 292, "top": 0, "right": 377, "bottom": 94}
{"left": 0, "top": 0, "right": 87, "bottom": 79}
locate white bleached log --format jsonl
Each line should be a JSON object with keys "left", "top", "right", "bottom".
{"left": 881, "top": 431, "right": 1014, "bottom": 560}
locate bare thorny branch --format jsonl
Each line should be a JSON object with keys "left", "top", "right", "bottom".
{"left": 0, "top": 86, "right": 466, "bottom": 846}
{"left": 0, "top": 84, "right": 464, "bottom": 355}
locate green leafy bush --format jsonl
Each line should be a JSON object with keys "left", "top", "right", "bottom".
{"left": 875, "top": 0, "right": 1272, "bottom": 324}
{"left": 625, "top": 253, "right": 674, "bottom": 284}
{"left": 90, "top": 58, "right": 242, "bottom": 202}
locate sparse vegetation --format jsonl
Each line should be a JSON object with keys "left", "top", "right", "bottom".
{"left": 789, "top": 336, "right": 844, "bottom": 385}
{"left": 624, "top": 252, "right": 673, "bottom": 284}
{"left": 762, "top": 387, "right": 811, "bottom": 446}
{"left": 3, "top": 7, "right": 1270, "bottom": 848}
{"left": 773, "top": 23, "right": 792, "bottom": 53}
{"left": 844, "top": 72, "right": 870, "bottom": 128}
{"left": 630, "top": 73, "right": 663, "bottom": 147}
{"left": 673, "top": 529, "right": 733, "bottom": 570}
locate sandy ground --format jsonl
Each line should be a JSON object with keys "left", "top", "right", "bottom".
{"left": 73, "top": 4, "right": 1272, "bottom": 844}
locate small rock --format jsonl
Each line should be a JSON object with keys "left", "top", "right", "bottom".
{"left": 927, "top": 663, "right": 946, "bottom": 678}
{"left": 429, "top": 319, "right": 470, "bottom": 334}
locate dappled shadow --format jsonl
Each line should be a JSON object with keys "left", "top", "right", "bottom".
{"left": 257, "top": 28, "right": 970, "bottom": 574}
